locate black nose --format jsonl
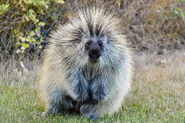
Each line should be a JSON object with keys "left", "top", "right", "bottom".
{"left": 89, "top": 49, "right": 100, "bottom": 60}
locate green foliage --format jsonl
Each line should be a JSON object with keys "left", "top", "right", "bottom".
{"left": 169, "top": 0, "right": 185, "bottom": 20}
{"left": 0, "top": 0, "right": 65, "bottom": 60}
{"left": 0, "top": 4, "right": 9, "bottom": 15}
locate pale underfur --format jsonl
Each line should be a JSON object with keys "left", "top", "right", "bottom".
{"left": 37, "top": 4, "right": 133, "bottom": 118}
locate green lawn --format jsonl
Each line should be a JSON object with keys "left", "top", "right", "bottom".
{"left": 0, "top": 52, "right": 184, "bottom": 122}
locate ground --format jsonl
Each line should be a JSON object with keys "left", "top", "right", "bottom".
{"left": 0, "top": 51, "right": 184, "bottom": 122}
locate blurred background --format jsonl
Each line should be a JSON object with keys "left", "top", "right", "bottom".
{"left": 0, "top": 0, "right": 184, "bottom": 60}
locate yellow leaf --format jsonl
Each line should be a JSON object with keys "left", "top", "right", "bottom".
{"left": 21, "top": 43, "right": 30, "bottom": 48}
{"left": 30, "top": 31, "right": 35, "bottom": 36}
{"left": 39, "top": 22, "right": 45, "bottom": 26}
{"left": 39, "top": 46, "right": 42, "bottom": 49}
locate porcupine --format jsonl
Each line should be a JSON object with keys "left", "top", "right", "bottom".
{"left": 37, "top": 4, "right": 133, "bottom": 120}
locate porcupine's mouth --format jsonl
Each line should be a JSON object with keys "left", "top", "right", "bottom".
{"left": 89, "top": 57, "right": 99, "bottom": 63}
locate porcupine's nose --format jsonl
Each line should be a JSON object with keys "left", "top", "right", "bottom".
{"left": 88, "top": 43, "right": 100, "bottom": 62}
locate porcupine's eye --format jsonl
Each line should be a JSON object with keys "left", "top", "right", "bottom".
{"left": 85, "top": 40, "right": 92, "bottom": 50}
{"left": 98, "top": 40, "right": 103, "bottom": 49}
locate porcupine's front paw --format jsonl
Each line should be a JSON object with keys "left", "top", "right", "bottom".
{"left": 80, "top": 104, "right": 98, "bottom": 121}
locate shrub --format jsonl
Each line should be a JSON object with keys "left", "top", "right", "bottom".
{"left": 123, "top": 0, "right": 185, "bottom": 51}
{"left": 0, "top": 0, "right": 67, "bottom": 60}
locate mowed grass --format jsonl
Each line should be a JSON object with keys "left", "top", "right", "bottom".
{"left": 0, "top": 51, "right": 185, "bottom": 122}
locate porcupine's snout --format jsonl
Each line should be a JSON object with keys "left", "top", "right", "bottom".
{"left": 85, "top": 40, "right": 101, "bottom": 63}
{"left": 89, "top": 43, "right": 100, "bottom": 59}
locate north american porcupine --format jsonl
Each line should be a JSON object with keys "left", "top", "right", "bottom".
{"left": 37, "top": 4, "right": 133, "bottom": 120}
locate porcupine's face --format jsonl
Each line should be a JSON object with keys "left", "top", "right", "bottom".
{"left": 77, "top": 30, "right": 120, "bottom": 68}
{"left": 76, "top": 25, "right": 123, "bottom": 69}
{"left": 72, "top": 22, "right": 121, "bottom": 67}
{"left": 68, "top": 8, "right": 123, "bottom": 67}
{"left": 82, "top": 36, "right": 105, "bottom": 63}
{"left": 76, "top": 26, "right": 114, "bottom": 66}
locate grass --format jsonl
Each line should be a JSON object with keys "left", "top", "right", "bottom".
{"left": 0, "top": 51, "right": 185, "bottom": 122}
